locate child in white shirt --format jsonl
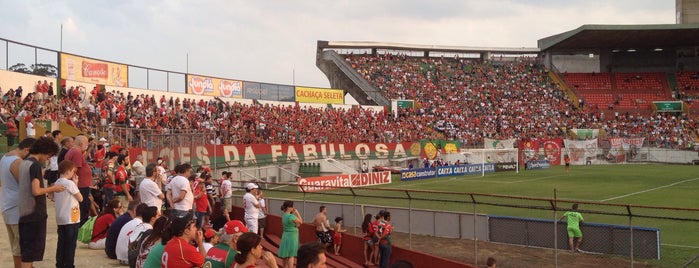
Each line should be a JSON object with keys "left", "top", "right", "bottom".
{"left": 54, "top": 160, "right": 83, "bottom": 268}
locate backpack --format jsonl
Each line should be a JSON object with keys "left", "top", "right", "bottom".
{"left": 128, "top": 228, "right": 152, "bottom": 268}
{"left": 78, "top": 216, "right": 97, "bottom": 244}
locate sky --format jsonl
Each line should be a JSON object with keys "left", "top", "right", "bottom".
{"left": 0, "top": 0, "right": 676, "bottom": 91}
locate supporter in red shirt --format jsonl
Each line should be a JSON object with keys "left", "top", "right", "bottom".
{"left": 90, "top": 200, "right": 122, "bottom": 249}
{"left": 193, "top": 182, "right": 210, "bottom": 228}
{"left": 162, "top": 213, "right": 206, "bottom": 268}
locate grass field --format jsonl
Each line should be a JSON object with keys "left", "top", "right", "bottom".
{"left": 264, "top": 164, "right": 699, "bottom": 267}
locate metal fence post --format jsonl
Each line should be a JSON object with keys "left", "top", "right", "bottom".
{"left": 470, "top": 193, "right": 478, "bottom": 266}
{"left": 406, "top": 190, "right": 412, "bottom": 249}
{"left": 554, "top": 189, "right": 558, "bottom": 268}
{"left": 628, "top": 205, "right": 634, "bottom": 268}
{"left": 350, "top": 188, "right": 357, "bottom": 236}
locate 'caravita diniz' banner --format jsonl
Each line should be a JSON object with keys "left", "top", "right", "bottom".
{"left": 129, "top": 142, "right": 422, "bottom": 168}
{"left": 297, "top": 171, "right": 391, "bottom": 192}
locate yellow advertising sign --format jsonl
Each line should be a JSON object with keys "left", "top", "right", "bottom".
{"left": 187, "top": 75, "right": 243, "bottom": 98}
{"left": 294, "top": 86, "right": 344, "bottom": 104}
{"left": 60, "top": 53, "right": 128, "bottom": 87}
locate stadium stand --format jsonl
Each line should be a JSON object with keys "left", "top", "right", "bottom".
{"left": 2, "top": 52, "right": 696, "bottom": 150}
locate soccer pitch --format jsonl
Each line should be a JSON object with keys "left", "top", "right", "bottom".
{"left": 265, "top": 164, "right": 699, "bottom": 266}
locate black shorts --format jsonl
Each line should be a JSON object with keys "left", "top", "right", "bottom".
{"left": 19, "top": 220, "right": 47, "bottom": 262}
{"left": 316, "top": 231, "right": 334, "bottom": 244}
{"left": 44, "top": 170, "right": 59, "bottom": 185}
{"left": 258, "top": 217, "right": 267, "bottom": 229}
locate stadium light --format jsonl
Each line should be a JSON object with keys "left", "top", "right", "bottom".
{"left": 627, "top": 49, "right": 637, "bottom": 52}
{"left": 654, "top": 48, "right": 663, "bottom": 52}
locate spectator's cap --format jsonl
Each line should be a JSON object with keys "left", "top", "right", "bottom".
{"left": 204, "top": 228, "right": 218, "bottom": 239}
{"left": 246, "top": 182, "right": 259, "bottom": 190}
{"left": 99, "top": 137, "right": 107, "bottom": 142}
{"left": 157, "top": 159, "right": 163, "bottom": 165}
{"left": 223, "top": 220, "right": 248, "bottom": 234}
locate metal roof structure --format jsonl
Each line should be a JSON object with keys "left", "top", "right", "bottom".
{"left": 538, "top": 24, "right": 699, "bottom": 51}
{"left": 318, "top": 40, "right": 540, "bottom": 54}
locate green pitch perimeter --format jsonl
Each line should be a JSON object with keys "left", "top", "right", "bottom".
{"left": 266, "top": 164, "right": 699, "bottom": 266}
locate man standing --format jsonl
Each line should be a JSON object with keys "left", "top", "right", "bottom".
{"left": 44, "top": 130, "right": 62, "bottom": 186}
{"left": 219, "top": 172, "right": 232, "bottom": 222}
{"left": 204, "top": 220, "right": 249, "bottom": 268}
{"left": 559, "top": 203, "right": 584, "bottom": 253}
{"left": 139, "top": 164, "right": 164, "bottom": 212}
{"left": 113, "top": 155, "right": 133, "bottom": 208}
{"left": 242, "top": 182, "right": 261, "bottom": 234}
{"left": 64, "top": 135, "right": 93, "bottom": 225}
{"left": 56, "top": 136, "right": 74, "bottom": 164}
{"left": 168, "top": 163, "right": 194, "bottom": 217}
{"left": 297, "top": 242, "right": 328, "bottom": 268}
{"left": 0, "top": 138, "right": 35, "bottom": 268}
{"left": 312, "top": 206, "right": 334, "bottom": 248}
{"left": 18, "top": 137, "right": 66, "bottom": 268}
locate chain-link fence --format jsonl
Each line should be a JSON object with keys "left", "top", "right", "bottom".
{"left": 235, "top": 182, "right": 699, "bottom": 268}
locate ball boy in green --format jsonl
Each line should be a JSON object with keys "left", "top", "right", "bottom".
{"left": 559, "top": 203, "right": 584, "bottom": 252}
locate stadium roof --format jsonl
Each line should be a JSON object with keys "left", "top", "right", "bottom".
{"left": 538, "top": 24, "right": 699, "bottom": 51}
{"left": 318, "top": 40, "right": 540, "bottom": 54}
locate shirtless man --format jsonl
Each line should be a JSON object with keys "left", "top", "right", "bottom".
{"left": 312, "top": 206, "right": 333, "bottom": 248}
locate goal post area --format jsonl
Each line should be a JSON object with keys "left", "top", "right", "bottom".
{"left": 439, "top": 148, "right": 520, "bottom": 175}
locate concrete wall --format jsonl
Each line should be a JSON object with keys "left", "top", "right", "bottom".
{"left": 552, "top": 54, "right": 600, "bottom": 73}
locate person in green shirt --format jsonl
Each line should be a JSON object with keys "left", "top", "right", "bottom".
{"left": 203, "top": 220, "right": 249, "bottom": 268}
{"left": 559, "top": 203, "right": 584, "bottom": 253}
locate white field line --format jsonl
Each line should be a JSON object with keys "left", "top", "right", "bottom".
{"left": 392, "top": 174, "right": 560, "bottom": 188}
{"left": 599, "top": 177, "right": 699, "bottom": 202}
{"left": 661, "top": 243, "right": 699, "bottom": 249}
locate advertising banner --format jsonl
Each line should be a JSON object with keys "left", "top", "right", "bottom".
{"left": 526, "top": 160, "right": 550, "bottom": 170}
{"left": 604, "top": 137, "right": 645, "bottom": 162}
{"left": 564, "top": 139, "right": 599, "bottom": 165}
{"left": 400, "top": 168, "right": 437, "bottom": 181}
{"left": 421, "top": 140, "right": 460, "bottom": 160}
{"left": 297, "top": 171, "right": 391, "bottom": 192}
{"left": 278, "top": 85, "right": 295, "bottom": 102}
{"left": 484, "top": 138, "right": 516, "bottom": 149}
{"left": 541, "top": 138, "right": 563, "bottom": 165}
{"left": 187, "top": 74, "right": 243, "bottom": 98}
{"left": 243, "top": 82, "right": 261, "bottom": 99}
{"left": 128, "top": 142, "right": 422, "bottom": 169}
{"left": 494, "top": 162, "right": 518, "bottom": 172}
{"left": 436, "top": 164, "right": 495, "bottom": 177}
{"left": 570, "top": 129, "right": 599, "bottom": 139}
{"left": 60, "top": 53, "right": 128, "bottom": 87}
{"left": 295, "top": 86, "right": 344, "bottom": 104}
{"left": 518, "top": 139, "right": 540, "bottom": 165}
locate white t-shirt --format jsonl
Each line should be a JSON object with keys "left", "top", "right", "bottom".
{"left": 129, "top": 222, "right": 153, "bottom": 243}
{"left": 258, "top": 198, "right": 266, "bottom": 219}
{"left": 170, "top": 175, "right": 193, "bottom": 211}
{"left": 243, "top": 192, "right": 259, "bottom": 220}
{"left": 220, "top": 180, "right": 232, "bottom": 198}
{"left": 26, "top": 122, "right": 35, "bottom": 137}
{"left": 116, "top": 218, "right": 143, "bottom": 262}
{"left": 48, "top": 155, "right": 58, "bottom": 171}
{"left": 139, "top": 178, "right": 163, "bottom": 211}
{"left": 54, "top": 177, "right": 80, "bottom": 225}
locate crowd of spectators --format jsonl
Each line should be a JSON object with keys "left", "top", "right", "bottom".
{"left": 346, "top": 53, "right": 698, "bottom": 149}
{"left": 0, "top": 53, "right": 697, "bottom": 150}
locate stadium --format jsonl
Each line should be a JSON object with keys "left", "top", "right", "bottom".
{"left": 1, "top": 2, "right": 699, "bottom": 268}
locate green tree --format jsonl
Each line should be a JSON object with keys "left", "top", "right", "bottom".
{"left": 8, "top": 63, "right": 58, "bottom": 77}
